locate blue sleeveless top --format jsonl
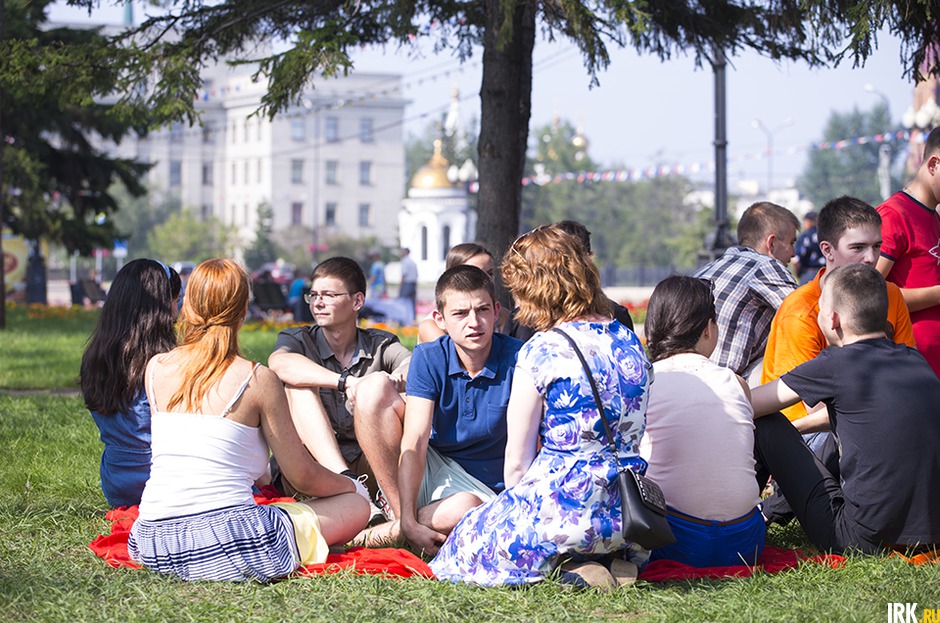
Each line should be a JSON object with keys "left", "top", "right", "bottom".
{"left": 90, "top": 392, "right": 151, "bottom": 508}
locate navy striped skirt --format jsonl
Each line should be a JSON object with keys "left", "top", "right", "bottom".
{"left": 128, "top": 504, "right": 299, "bottom": 582}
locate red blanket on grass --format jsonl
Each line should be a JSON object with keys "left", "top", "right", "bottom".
{"left": 90, "top": 506, "right": 841, "bottom": 581}
{"left": 638, "top": 547, "right": 845, "bottom": 581}
{"left": 88, "top": 490, "right": 434, "bottom": 579}
{"left": 90, "top": 486, "right": 841, "bottom": 581}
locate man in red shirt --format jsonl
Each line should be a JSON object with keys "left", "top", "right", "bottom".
{"left": 876, "top": 126, "right": 940, "bottom": 378}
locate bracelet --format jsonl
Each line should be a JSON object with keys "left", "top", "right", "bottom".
{"left": 337, "top": 369, "right": 350, "bottom": 393}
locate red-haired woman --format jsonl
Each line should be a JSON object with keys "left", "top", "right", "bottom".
{"left": 128, "top": 259, "right": 369, "bottom": 582}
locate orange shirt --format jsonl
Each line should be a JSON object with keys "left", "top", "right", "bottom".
{"left": 761, "top": 267, "right": 915, "bottom": 421}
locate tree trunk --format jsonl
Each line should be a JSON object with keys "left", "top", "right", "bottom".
{"left": 477, "top": 0, "right": 536, "bottom": 303}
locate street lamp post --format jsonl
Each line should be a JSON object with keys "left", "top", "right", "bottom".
{"left": 700, "top": 44, "right": 736, "bottom": 262}
{"left": 751, "top": 117, "right": 794, "bottom": 194}
{"left": 865, "top": 83, "right": 893, "bottom": 201}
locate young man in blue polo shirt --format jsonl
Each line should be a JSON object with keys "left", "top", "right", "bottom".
{"left": 358, "top": 265, "right": 523, "bottom": 553}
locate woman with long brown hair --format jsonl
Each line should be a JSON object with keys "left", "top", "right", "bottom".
{"left": 430, "top": 226, "right": 653, "bottom": 587}
{"left": 128, "top": 259, "right": 369, "bottom": 582}
{"left": 81, "top": 259, "right": 180, "bottom": 507}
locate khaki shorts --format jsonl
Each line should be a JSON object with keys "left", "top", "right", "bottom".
{"left": 417, "top": 446, "right": 498, "bottom": 508}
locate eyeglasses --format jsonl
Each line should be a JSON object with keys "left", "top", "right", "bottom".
{"left": 304, "top": 291, "right": 352, "bottom": 304}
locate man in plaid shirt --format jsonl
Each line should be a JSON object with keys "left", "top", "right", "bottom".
{"left": 694, "top": 202, "right": 800, "bottom": 379}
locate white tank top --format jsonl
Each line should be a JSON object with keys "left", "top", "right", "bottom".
{"left": 640, "top": 353, "right": 760, "bottom": 521}
{"left": 138, "top": 363, "right": 269, "bottom": 520}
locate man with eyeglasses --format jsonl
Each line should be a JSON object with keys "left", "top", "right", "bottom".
{"left": 268, "top": 257, "right": 411, "bottom": 520}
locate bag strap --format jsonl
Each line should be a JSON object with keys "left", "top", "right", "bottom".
{"left": 552, "top": 327, "right": 620, "bottom": 460}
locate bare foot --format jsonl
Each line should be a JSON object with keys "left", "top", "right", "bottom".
{"left": 351, "top": 519, "right": 401, "bottom": 548}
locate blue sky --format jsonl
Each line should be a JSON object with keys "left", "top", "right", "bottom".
{"left": 52, "top": 2, "right": 917, "bottom": 189}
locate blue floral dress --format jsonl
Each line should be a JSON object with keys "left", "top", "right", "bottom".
{"left": 430, "top": 320, "right": 652, "bottom": 586}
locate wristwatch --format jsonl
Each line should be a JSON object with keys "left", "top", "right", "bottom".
{"left": 337, "top": 369, "right": 351, "bottom": 394}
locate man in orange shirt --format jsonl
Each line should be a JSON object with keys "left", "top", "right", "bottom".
{"left": 759, "top": 196, "right": 915, "bottom": 524}
{"left": 762, "top": 196, "right": 915, "bottom": 427}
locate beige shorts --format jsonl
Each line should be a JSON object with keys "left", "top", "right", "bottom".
{"left": 417, "top": 446, "right": 498, "bottom": 508}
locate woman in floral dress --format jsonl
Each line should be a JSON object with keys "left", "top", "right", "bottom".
{"left": 430, "top": 225, "right": 652, "bottom": 586}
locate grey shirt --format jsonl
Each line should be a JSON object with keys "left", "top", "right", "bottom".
{"left": 274, "top": 325, "right": 411, "bottom": 462}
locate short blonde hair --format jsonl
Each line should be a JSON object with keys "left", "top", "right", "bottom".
{"left": 502, "top": 225, "right": 610, "bottom": 332}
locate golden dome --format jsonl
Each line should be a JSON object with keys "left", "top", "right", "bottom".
{"left": 410, "top": 139, "right": 455, "bottom": 189}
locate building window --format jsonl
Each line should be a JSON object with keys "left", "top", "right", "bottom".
{"left": 243, "top": 161, "right": 249, "bottom": 185}
{"left": 291, "top": 117, "right": 306, "bottom": 141}
{"left": 169, "top": 122, "right": 183, "bottom": 143}
{"left": 202, "top": 126, "right": 213, "bottom": 144}
{"left": 231, "top": 162, "right": 237, "bottom": 184}
{"left": 324, "top": 202, "right": 337, "bottom": 226}
{"left": 201, "top": 162, "right": 213, "bottom": 186}
{"left": 291, "top": 159, "right": 304, "bottom": 184}
{"left": 360, "top": 117, "right": 374, "bottom": 143}
{"left": 257, "top": 118, "right": 262, "bottom": 141}
{"left": 169, "top": 160, "right": 182, "bottom": 186}
{"left": 244, "top": 204, "right": 249, "bottom": 225}
{"left": 420, "top": 226, "right": 428, "bottom": 261}
{"left": 201, "top": 204, "right": 211, "bottom": 220}
{"left": 257, "top": 159, "right": 262, "bottom": 183}
{"left": 325, "top": 160, "right": 339, "bottom": 185}
{"left": 325, "top": 117, "right": 339, "bottom": 143}
{"left": 441, "top": 225, "right": 451, "bottom": 261}
{"left": 291, "top": 202, "right": 303, "bottom": 226}
{"left": 243, "top": 118, "right": 250, "bottom": 143}
{"left": 358, "top": 203, "right": 371, "bottom": 227}
{"left": 359, "top": 161, "right": 372, "bottom": 186}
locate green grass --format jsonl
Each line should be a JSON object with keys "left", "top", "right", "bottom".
{"left": 2, "top": 309, "right": 940, "bottom": 621}
{"left": 0, "top": 306, "right": 99, "bottom": 389}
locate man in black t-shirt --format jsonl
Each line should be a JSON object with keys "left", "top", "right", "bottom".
{"left": 751, "top": 264, "right": 940, "bottom": 553}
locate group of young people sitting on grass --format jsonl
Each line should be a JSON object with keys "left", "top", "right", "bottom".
{"left": 80, "top": 210, "right": 940, "bottom": 587}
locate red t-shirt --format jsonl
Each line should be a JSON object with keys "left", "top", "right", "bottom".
{"left": 877, "top": 191, "right": 940, "bottom": 378}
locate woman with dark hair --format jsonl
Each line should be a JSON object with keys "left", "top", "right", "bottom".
{"left": 430, "top": 226, "right": 652, "bottom": 587}
{"left": 128, "top": 259, "right": 369, "bottom": 582}
{"left": 417, "top": 242, "right": 507, "bottom": 343}
{"left": 81, "top": 259, "right": 180, "bottom": 508}
{"left": 640, "top": 276, "right": 765, "bottom": 567}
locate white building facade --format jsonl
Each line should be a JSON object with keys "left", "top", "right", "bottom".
{"left": 133, "top": 66, "right": 407, "bottom": 248}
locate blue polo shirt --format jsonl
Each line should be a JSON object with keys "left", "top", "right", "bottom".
{"left": 406, "top": 332, "right": 523, "bottom": 492}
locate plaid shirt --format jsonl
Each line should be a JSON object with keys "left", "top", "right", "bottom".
{"left": 693, "top": 246, "right": 797, "bottom": 375}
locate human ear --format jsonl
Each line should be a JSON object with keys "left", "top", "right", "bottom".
{"left": 432, "top": 309, "right": 446, "bottom": 331}
{"left": 819, "top": 240, "right": 833, "bottom": 262}
{"left": 928, "top": 154, "right": 940, "bottom": 175}
{"left": 764, "top": 232, "right": 777, "bottom": 254}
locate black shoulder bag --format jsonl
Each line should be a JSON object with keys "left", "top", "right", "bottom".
{"left": 553, "top": 328, "right": 675, "bottom": 550}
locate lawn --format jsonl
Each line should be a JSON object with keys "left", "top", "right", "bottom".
{"left": 1, "top": 305, "right": 938, "bottom": 622}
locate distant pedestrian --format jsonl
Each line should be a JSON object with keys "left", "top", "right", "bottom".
{"left": 399, "top": 247, "right": 418, "bottom": 320}
{"left": 793, "top": 211, "right": 824, "bottom": 284}
{"left": 368, "top": 252, "right": 387, "bottom": 298}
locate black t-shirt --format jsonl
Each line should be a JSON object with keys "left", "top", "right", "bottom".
{"left": 783, "top": 338, "right": 940, "bottom": 546}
